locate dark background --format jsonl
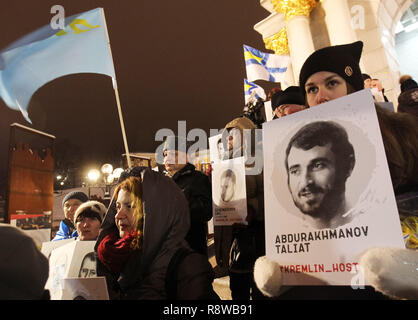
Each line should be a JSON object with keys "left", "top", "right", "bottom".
{"left": 0, "top": 1, "right": 271, "bottom": 192}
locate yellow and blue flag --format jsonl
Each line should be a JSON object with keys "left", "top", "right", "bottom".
{"left": 0, "top": 8, "right": 116, "bottom": 123}
{"left": 244, "top": 44, "right": 290, "bottom": 83}
{"left": 244, "top": 79, "right": 266, "bottom": 104}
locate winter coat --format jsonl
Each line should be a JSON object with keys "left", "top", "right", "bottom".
{"left": 95, "top": 166, "right": 219, "bottom": 300}
{"left": 172, "top": 162, "right": 212, "bottom": 256}
{"left": 52, "top": 219, "right": 78, "bottom": 241}
{"left": 223, "top": 117, "right": 265, "bottom": 273}
{"left": 398, "top": 87, "right": 418, "bottom": 118}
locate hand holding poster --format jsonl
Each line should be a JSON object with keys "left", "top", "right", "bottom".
{"left": 45, "top": 240, "right": 98, "bottom": 299}
{"left": 211, "top": 157, "right": 247, "bottom": 226}
{"left": 262, "top": 90, "right": 404, "bottom": 285}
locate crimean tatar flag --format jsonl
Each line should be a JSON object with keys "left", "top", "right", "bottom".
{"left": 244, "top": 79, "right": 266, "bottom": 104}
{"left": 0, "top": 8, "right": 116, "bottom": 123}
{"left": 244, "top": 44, "right": 290, "bottom": 83}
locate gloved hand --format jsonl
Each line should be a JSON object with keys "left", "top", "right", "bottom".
{"left": 359, "top": 247, "right": 418, "bottom": 300}
{"left": 253, "top": 255, "right": 283, "bottom": 298}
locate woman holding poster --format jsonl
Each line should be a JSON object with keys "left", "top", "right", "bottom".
{"left": 255, "top": 41, "right": 418, "bottom": 300}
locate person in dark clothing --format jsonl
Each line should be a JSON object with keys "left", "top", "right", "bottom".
{"left": 398, "top": 74, "right": 418, "bottom": 119}
{"left": 271, "top": 86, "right": 306, "bottom": 119}
{"left": 222, "top": 117, "right": 266, "bottom": 300}
{"left": 163, "top": 136, "right": 213, "bottom": 256}
{"left": 95, "top": 166, "right": 219, "bottom": 300}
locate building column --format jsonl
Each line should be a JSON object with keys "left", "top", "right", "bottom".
{"left": 321, "top": 0, "right": 357, "bottom": 45}
{"left": 271, "top": 0, "right": 317, "bottom": 83}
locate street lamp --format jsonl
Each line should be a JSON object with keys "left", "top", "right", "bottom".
{"left": 101, "top": 164, "right": 112, "bottom": 199}
{"left": 87, "top": 169, "right": 100, "bottom": 183}
{"left": 86, "top": 164, "right": 124, "bottom": 202}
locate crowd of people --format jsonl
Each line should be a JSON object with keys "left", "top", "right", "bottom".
{"left": 1, "top": 40, "right": 417, "bottom": 300}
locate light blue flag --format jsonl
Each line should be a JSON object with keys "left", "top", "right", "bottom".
{"left": 244, "top": 79, "right": 266, "bottom": 104}
{"left": 244, "top": 44, "right": 290, "bottom": 83}
{"left": 0, "top": 8, "right": 116, "bottom": 123}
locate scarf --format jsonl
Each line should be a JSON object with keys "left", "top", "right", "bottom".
{"left": 97, "top": 230, "right": 137, "bottom": 275}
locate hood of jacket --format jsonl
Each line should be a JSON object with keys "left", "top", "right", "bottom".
{"left": 224, "top": 117, "right": 261, "bottom": 170}
{"left": 224, "top": 116, "right": 257, "bottom": 133}
{"left": 96, "top": 166, "right": 190, "bottom": 280}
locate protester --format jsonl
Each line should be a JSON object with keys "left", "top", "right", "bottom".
{"left": 362, "top": 73, "right": 389, "bottom": 102}
{"left": 95, "top": 166, "right": 219, "bottom": 300}
{"left": 53, "top": 191, "right": 88, "bottom": 241}
{"left": 0, "top": 223, "right": 50, "bottom": 299}
{"left": 217, "top": 116, "right": 265, "bottom": 300}
{"left": 285, "top": 121, "right": 355, "bottom": 229}
{"left": 254, "top": 40, "right": 418, "bottom": 300}
{"left": 271, "top": 86, "right": 306, "bottom": 119}
{"left": 362, "top": 73, "right": 372, "bottom": 88}
{"left": 163, "top": 136, "right": 212, "bottom": 256}
{"left": 370, "top": 78, "right": 389, "bottom": 102}
{"left": 74, "top": 200, "right": 106, "bottom": 241}
{"left": 397, "top": 74, "right": 418, "bottom": 118}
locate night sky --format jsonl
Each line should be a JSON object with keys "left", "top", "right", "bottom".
{"left": 0, "top": 1, "right": 270, "bottom": 190}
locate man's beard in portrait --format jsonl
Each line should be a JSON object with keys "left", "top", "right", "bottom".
{"left": 291, "top": 177, "right": 346, "bottom": 222}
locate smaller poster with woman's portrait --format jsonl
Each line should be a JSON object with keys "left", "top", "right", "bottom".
{"left": 211, "top": 157, "right": 247, "bottom": 226}
{"left": 262, "top": 89, "right": 405, "bottom": 285}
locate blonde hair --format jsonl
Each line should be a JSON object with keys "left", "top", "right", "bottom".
{"left": 113, "top": 176, "right": 144, "bottom": 250}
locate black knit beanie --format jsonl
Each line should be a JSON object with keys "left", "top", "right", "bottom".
{"left": 62, "top": 191, "right": 88, "bottom": 207}
{"left": 400, "top": 78, "right": 418, "bottom": 93}
{"left": 271, "top": 86, "right": 305, "bottom": 110}
{"left": 299, "top": 41, "right": 364, "bottom": 94}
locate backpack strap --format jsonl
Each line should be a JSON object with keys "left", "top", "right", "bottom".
{"left": 165, "top": 247, "right": 193, "bottom": 299}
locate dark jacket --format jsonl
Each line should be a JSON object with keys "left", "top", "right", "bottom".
{"left": 95, "top": 167, "right": 218, "bottom": 300}
{"left": 398, "top": 87, "right": 418, "bottom": 118}
{"left": 223, "top": 117, "right": 265, "bottom": 274}
{"left": 172, "top": 163, "right": 212, "bottom": 255}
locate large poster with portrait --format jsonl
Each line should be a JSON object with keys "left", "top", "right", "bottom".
{"left": 45, "top": 240, "right": 97, "bottom": 299}
{"left": 211, "top": 157, "right": 247, "bottom": 226}
{"left": 263, "top": 90, "right": 405, "bottom": 285}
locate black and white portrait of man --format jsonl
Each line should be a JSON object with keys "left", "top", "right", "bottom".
{"left": 220, "top": 169, "right": 236, "bottom": 203}
{"left": 284, "top": 121, "right": 355, "bottom": 229}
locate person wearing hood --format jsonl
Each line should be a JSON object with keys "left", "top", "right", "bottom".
{"left": 254, "top": 41, "right": 418, "bottom": 300}
{"left": 216, "top": 116, "right": 265, "bottom": 300}
{"left": 397, "top": 74, "right": 418, "bottom": 119}
{"left": 163, "top": 135, "right": 213, "bottom": 256}
{"left": 0, "top": 224, "right": 50, "bottom": 299}
{"left": 95, "top": 166, "right": 219, "bottom": 300}
{"left": 271, "top": 86, "right": 306, "bottom": 119}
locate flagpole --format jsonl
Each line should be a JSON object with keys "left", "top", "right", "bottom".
{"left": 101, "top": 8, "right": 132, "bottom": 168}
{"left": 113, "top": 80, "right": 132, "bottom": 168}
